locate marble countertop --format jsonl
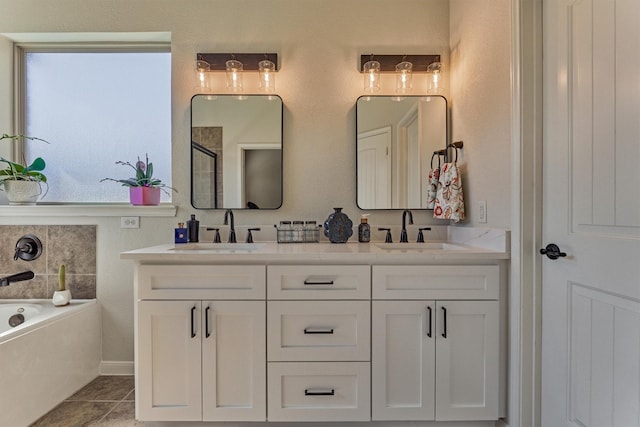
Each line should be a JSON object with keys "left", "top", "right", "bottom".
{"left": 121, "top": 235, "right": 510, "bottom": 264}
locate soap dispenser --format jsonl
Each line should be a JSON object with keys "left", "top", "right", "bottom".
{"left": 187, "top": 214, "right": 200, "bottom": 242}
{"left": 358, "top": 214, "right": 370, "bottom": 243}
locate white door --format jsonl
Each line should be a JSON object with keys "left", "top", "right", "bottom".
{"left": 137, "top": 301, "right": 202, "bottom": 421}
{"left": 202, "top": 301, "right": 266, "bottom": 421}
{"left": 541, "top": 1, "right": 640, "bottom": 426}
{"left": 357, "top": 126, "right": 391, "bottom": 208}
{"left": 435, "top": 300, "right": 499, "bottom": 421}
{"left": 371, "top": 300, "right": 435, "bottom": 421}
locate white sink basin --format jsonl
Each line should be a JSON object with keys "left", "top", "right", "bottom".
{"left": 374, "top": 242, "right": 466, "bottom": 251}
{"left": 170, "top": 243, "right": 265, "bottom": 252}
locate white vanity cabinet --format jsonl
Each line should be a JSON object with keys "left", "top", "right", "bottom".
{"left": 135, "top": 265, "right": 267, "bottom": 422}
{"left": 125, "top": 240, "right": 509, "bottom": 424}
{"left": 371, "top": 265, "right": 501, "bottom": 421}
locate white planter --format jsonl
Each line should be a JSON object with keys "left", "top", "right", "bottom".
{"left": 3, "top": 180, "right": 42, "bottom": 205}
{"left": 52, "top": 289, "right": 72, "bottom": 307}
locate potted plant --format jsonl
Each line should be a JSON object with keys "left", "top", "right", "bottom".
{"left": 52, "top": 264, "right": 71, "bottom": 307}
{"left": 0, "top": 133, "right": 49, "bottom": 205}
{"left": 101, "top": 154, "right": 175, "bottom": 205}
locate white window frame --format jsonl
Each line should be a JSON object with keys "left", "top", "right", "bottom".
{"left": 0, "top": 41, "right": 176, "bottom": 217}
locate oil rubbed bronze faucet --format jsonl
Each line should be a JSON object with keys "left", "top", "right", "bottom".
{"left": 224, "top": 209, "right": 237, "bottom": 243}
{"left": 400, "top": 209, "right": 414, "bottom": 243}
{"left": 0, "top": 271, "right": 35, "bottom": 287}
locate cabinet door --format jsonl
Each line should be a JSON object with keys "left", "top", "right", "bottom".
{"left": 137, "top": 301, "right": 202, "bottom": 421}
{"left": 202, "top": 301, "right": 266, "bottom": 421}
{"left": 435, "top": 300, "right": 499, "bottom": 420}
{"left": 371, "top": 300, "right": 435, "bottom": 421}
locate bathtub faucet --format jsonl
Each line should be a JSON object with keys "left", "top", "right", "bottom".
{"left": 0, "top": 271, "right": 35, "bottom": 287}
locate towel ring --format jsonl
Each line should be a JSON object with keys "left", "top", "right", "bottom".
{"left": 430, "top": 152, "right": 441, "bottom": 170}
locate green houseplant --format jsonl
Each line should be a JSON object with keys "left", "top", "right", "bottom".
{"left": 101, "top": 154, "right": 175, "bottom": 205}
{"left": 0, "top": 133, "right": 49, "bottom": 205}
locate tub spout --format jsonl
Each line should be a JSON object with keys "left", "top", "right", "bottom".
{"left": 0, "top": 271, "right": 35, "bottom": 287}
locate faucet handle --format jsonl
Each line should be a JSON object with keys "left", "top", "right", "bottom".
{"left": 206, "top": 227, "right": 222, "bottom": 243}
{"left": 417, "top": 227, "right": 432, "bottom": 243}
{"left": 378, "top": 228, "right": 393, "bottom": 243}
{"left": 246, "top": 228, "right": 261, "bottom": 243}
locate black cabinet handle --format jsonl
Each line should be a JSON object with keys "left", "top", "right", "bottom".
{"left": 426, "top": 306, "right": 432, "bottom": 338}
{"left": 205, "top": 306, "right": 211, "bottom": 338}
{"left": 540, "top": 243, "right": 567, "bottom": 260}
{"left": 304, "top": 327, "right": 334, "bottom": 334}
{"left": 304, "top": 388, "right": 335, "bottom": 396}
{"left": 303, "top": 279, "right": 334, "bottom": 285}
{"left": 441, "top": 306, "right": 447, "bottom": 339}
{"left": 190, "top": 306, "right": 197, "bottom": 338}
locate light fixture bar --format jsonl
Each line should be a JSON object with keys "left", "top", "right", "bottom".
{"left": 359, "top": 54, "right": 440, "bottom": 72}
{"left": 197, "top": 53, "right": 279, "bottom": 71}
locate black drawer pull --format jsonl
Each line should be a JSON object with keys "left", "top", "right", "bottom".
{"left": 304, "top": 327, "right": 334, "bottom": 334}
{"left": 304, "top": 388, "right": 335, "bottom": 396}
{"left": 441, "top": 306, "right": 447, "bottom": 339}
{"left": 303, "top": 279, "right": 335, "bottom": 285}
{"left": 426, "top": 306, "right": 432, "bottom": 338}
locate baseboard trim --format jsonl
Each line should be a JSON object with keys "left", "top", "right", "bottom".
{"left": 100, "top": 361, "right": 134, "bottom": 376}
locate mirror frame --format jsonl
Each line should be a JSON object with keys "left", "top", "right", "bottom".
{"left": 190, "top": 94, "right": 284, "bottom": 210}
{"left": 355, "top": 95, "right": 448, "bottom": 210}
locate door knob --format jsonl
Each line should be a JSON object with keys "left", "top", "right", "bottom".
{"left": 540, "top": 243, "right": 567, "bottom": 260}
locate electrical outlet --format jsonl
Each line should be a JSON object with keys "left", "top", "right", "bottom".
{"left": 478, "top": 201, "right": 487, "bottom": 223}
{"left": 121, "top": 216, "right": 140, "bottom": 229}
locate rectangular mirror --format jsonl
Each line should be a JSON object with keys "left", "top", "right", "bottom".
{"left": 356, "top": 95, "right": 447, "bottom": 210}
{"left": 191, "top": 94, "right": 283, "bottom": 209}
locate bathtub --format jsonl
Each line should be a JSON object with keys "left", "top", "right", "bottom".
{"left": 0, "top": 299, "right": 101, "bottom": 427}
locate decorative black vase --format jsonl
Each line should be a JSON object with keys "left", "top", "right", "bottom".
{"left": 323, "top": 208, "right": 353, "bottom": 243}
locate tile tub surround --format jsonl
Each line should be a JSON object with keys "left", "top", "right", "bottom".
{"left": 0, "top": 225, "right": 96, "bottom": 299}
{"left": 31, "top": 376, "right": 141, "bottom": 427}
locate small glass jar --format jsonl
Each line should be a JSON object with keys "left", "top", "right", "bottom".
{"left": 304, "top": 220, "right": 318, "bottom": 242}
{"left": 292, "top": 220, "right": 305, "bottom": 243}
{"left": 279, "top": 221, "right": 292, "bottom": 243}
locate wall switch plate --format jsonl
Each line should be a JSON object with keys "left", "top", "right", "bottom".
{"left": 478, "top": 201, "right": 487, "bottom": 223}
{"left": 121, "top": 216, "right": 140, "bottom": 229}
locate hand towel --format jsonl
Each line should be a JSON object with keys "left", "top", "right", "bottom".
{"left": 426, "top": 154, "right": 440, "bottom": 209}
{"left": 433, "top": 161, "right": 465, "bottom": 222}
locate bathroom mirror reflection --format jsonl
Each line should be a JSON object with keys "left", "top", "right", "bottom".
{"left": 356, "top": 95, "right": 447, "bottom": 210}
{"left": 191, "top": 94, "right": 283, "bottom": 209}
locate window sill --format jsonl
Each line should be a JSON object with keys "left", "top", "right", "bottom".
{"left": 0, "top": 203, "right": 177, "bottom": 217}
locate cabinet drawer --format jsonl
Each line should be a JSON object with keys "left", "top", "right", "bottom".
{"left": 137, "top": 265, "right": 265, "bottom": 300}
{"left": 373, "top": 265, "right": 499, "bottom": 300}
{"left": 267, "top": 265, "right": 370, "bottom": 300}
{"left": 267, "top": 362, "right": 370, "bottom": 422}
{"left": 268, "top": 301, "right": 370, "bottom": 362}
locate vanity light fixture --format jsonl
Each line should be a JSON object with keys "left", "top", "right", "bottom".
{"left": 195, "top": 53, "right": 279, "bottom": 93}
{"left": 195, "top": 58, "right": 211, "bottom": 90}
{"left": 258, "top": 58, "right": 276, "bottom": 93}
{"left": 427, "top": 61, "right": 442, "bottom": 94}
{"left": 226, "top": 58, "right": 244, "bottom": 92}
{"left": 359, "top": 54, "right": 441, "bottom": 94}
{"left": 395, "top": 60, "right": 413, "bottom": 94}
{"left": 363, "top": 58, "right": 381, "bottom": 92}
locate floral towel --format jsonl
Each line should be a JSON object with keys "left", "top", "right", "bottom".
{"left": 433, "top": 162, "right": 465, "bottom": 222}
{"left": 426, "top": 166, "right": 440, "bottom": 209}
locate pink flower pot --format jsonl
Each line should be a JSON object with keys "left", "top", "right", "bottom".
{"left": 129, "top": 186, "right": 161, "bottom": 206}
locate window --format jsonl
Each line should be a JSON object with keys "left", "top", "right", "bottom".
{"left": 21, "top": 47, "right": 171, "bottom": 203}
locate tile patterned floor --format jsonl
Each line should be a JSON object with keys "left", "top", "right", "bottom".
{"left": 31, "top": 376, "right": 142, "bottom": 427}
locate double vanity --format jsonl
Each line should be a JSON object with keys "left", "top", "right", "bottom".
{"left": 122, "top": 229, "right": 509, "bottom": 425}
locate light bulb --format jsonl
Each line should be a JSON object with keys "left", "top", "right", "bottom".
{"left": 427, "top": 62, "right": 443, "bottom": 94}
{"left": 363, "top": 60, "right": 380, "bottom": 93}
{"left": 225, "top": 59, "right": 244, "bottom": 92}
{"left": 395, "top": 61, "right": 413, "bottom": 94}
{"left": 258, "top": 59, "right": 276, "bottom": 93}
{"left": 196, "top": 60, "right": 210, "bottom": 91}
